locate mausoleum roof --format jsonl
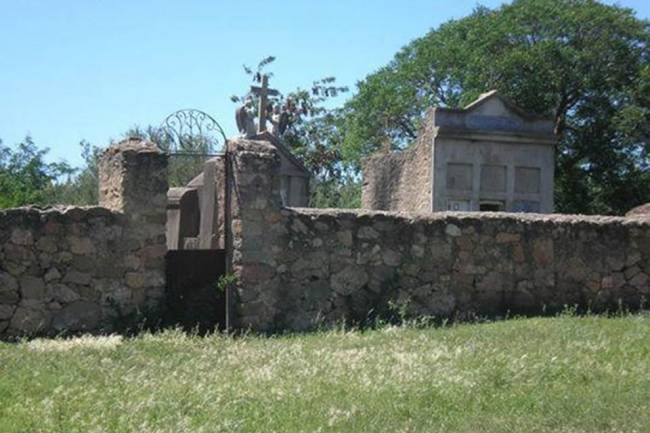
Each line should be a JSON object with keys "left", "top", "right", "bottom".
{"left": 431, "top": 90, "right": 556, "bottom": 143}
{"left": 255, "top": 131, "right": 311, "bottom": 178}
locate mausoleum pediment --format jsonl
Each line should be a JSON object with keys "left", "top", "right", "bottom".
{"left": 463, "top": 90, "right": 533, "bottom": 119}
{"left": 432, "top": 90, "right": 555, "bottom": 141}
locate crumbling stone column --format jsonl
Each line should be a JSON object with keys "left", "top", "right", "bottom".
{"left": 98, "top": 138, "right": 168, "bottom": 307}
{"left": 99, "top": 138, "right": 168, "bottom": 223}
{"left": 227, "top": 138, "right": 285, "bottom": 330}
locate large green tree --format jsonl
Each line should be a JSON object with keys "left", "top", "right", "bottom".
{"left": 343, "top": 0, "right": 650, "bottom": 214}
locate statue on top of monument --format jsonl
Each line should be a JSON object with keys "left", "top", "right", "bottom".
{"left": 268, "top": 103, "right": 290, "bottom": 137}
{"left": 235, "top": 97, "right": 257, "bottom": 138}
{"left": 233, "top": 56, "right": 349, "bottom": 144}
{"left": 235, "top": 74, "right": 282, "bottom": 139}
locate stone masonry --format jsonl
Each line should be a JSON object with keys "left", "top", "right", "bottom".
{"left": 0, "top": 138, "right": 167, "bottom": 338}
{"left": 361, "top": 109, "right": 434, "bottom": 212}
{"left": 233, "top": 140, "right": 650, "bottom": 331}
{"left": 227, "top": 138, "right": 285, "bottom": 329}
{"left": 1, "top": 136, "right": 648, "bottom": 336}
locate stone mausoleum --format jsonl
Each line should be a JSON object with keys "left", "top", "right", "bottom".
{"left": 362, "top": 91, "right": 556, "bottom": 213}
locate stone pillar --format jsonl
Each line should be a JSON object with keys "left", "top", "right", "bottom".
{"left": 98, "top": 138, "right": 169, "bottom": 307}
{"left": 99, "top": 138, "right": 168, "bottom": 224}
{"left": 227, "top": 138, "right": 285, "bottom": 330}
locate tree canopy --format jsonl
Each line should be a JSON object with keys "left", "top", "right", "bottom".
{"left": 342, "top": 0, "right": 650, "bottom": 214}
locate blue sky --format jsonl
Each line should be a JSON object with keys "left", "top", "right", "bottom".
{"left": 1, "top": 0, "right": 649, "bottom": 167}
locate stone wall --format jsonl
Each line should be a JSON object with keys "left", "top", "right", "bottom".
{"left": 232, "top": 140, "right": 650, "bottom": 331}
{"left": 3, "top": 137, "right": 648, "bottom": 337}
{"left": 0, "top": 139, "right": 168, "bottom": 338}
{"left": 361, "top": 109, "right": 434, "bottom": 212}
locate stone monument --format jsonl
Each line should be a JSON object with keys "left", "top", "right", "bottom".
{"left": 362, "top": 90, "right": 556, "bottom": 213}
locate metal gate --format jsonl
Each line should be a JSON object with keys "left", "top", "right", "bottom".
{"left": 160, "top": 109, "right": 230, "bottom": 331}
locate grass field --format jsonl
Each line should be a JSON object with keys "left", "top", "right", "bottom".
{"left": 1, "top": 314, "right": 649, "bottom": 433}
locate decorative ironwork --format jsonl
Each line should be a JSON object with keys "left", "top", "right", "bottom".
{"left": 160, "top": 109, "right": 227, "bottom": 156}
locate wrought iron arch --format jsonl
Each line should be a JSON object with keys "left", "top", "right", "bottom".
{"left": 159, "top": 109, "right": 227, "bottom": 156}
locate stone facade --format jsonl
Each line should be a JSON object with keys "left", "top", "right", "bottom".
{"left": 362, "top": 91, "right": 556, "bottom": 214}
{"left": 234, "top": 140, "right": 650, "bottom": 331}
{"left": 0, "top": 139, "right": 168, "bottom": 338}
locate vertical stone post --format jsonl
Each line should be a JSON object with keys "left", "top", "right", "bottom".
{"left": 99, "top": 138, "right": 168, "bottom": 223}
{"left": 98, "top": 138, "right": 168, "bottom": 307}
{"left": 227, "top": 138, "right": 284, "bottom": 330}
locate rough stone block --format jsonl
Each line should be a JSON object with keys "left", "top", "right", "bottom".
{"left": 69, "top": 236, "right": 95, "bottom": 255}
{"left": 0, "top": 304, "right": 15, "bottom": 320}
{"left": 49, "top": 284, "right": 81, "bottom": 304}
{"left": 125, "top": 272, "right": 145, "bottom": 289}
{"left": 44, "top": 267, "right": 61, "bottom": 282}
{"left": 445, "top": 224, "right": 462, "bottom": 237}
{"left": 52, "top": 301, "right": 102, "bottom": 332}
{"left": 0, "top": 272, "right": 19, "bottom": 303}
{"left": 331, "top": 266, "right": 368, "bottom": 295}
{"left": 36, "top": 237, "right": 58, "bottom": 253}
{"left": 63, "top": 270, "right": 92, "bottom": 286}
{"left": 357, "top": 226, "right": 379, "bottom": 240}
{"left": 532, "top": 238, "right": 553, "bottom": 266}
{"left": 9, "top": 306, "right": 49, "bottom": 334}
{"left": 20, "top": 276, "right": 46, "bottom": 299}
{"left": 11, "top": 228, "right": 33, "bottom": 246}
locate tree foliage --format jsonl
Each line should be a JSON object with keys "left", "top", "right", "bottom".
{"left": 121, "top": 125, "right": 211, "bottom": 188}
{"left": 343, "top": 0, "right": 650, "bottom": 214}
{"left": 0, "top": 137, "right": 74, "bottom": 209}
{"left": 232, "top": 57, "right": 358, "bottom": 207}
{"left": 47, "top": 140, "right": 102, "bottom": 205}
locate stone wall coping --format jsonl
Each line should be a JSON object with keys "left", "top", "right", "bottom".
{"left": 626, "top": 203, "right": 650, "bottom": 217}
{"left": 0, "top": 205, "right": 123, "bottom": 220}
{"left": 284, "top": 207, "right": 650, "bottom": 228}
{"left": 227, "top": 138, "right": 277, "bottom": 154}
{"left": 361, "top": 144, "right": 422, "bottom": 164}
{"left": 101, "top": 137, "right": 162, "bottom": 158}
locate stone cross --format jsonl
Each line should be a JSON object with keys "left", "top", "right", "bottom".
{"left": 250, "top": 74, "right": 279, "bottom": 133}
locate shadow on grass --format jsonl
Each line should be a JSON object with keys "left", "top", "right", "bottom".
{"left": 3, "top": 296, "right": 648, "bottom": 343}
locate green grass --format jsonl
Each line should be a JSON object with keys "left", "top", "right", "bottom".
{"left": 1, "top": 314, "right": 649, "bottom": 433}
